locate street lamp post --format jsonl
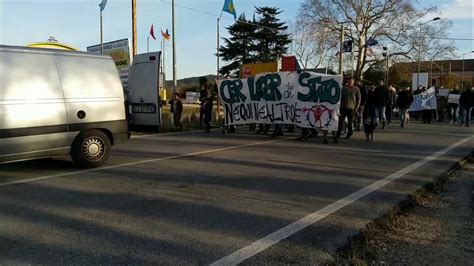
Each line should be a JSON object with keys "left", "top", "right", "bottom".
{"left": 416, "top": 17, "right": 440, "bottom": 89}
{"left": 339, "top": 23, "right": 344, "bottom": 75}
{"left": 461, "top": 51, "right": 474, "bottom": 89}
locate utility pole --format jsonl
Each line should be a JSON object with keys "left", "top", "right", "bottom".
{"left": 172, "top": 0, "right": 177, "bottom": 94}
{"left": 162, "top": 40, "right": 166, "bottom": 96}
{"left": 350, "top": 48, "right": 354, "bottom": 78}
{"left": 216, "top": 17, "right": 221, "bottom": 119}
{"left": 416, "top": 24, "right": 422, "bottom": 89}
{"left": 430, "top": 59, "right": 433, "bottom": 86}
{"left": 132, "top": 0, "right": 137, "bottom": 56}
{"left": 217, "top": 18, "right": 220, "bottom": 80}
{"left": 383, "top": 47, "right": 389, "bottom": 85}
{"left": 339, "top": 23, "right": 344, "bottom": 75}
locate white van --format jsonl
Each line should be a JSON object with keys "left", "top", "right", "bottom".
{"left": 0, "top": 45, "right": 130, "bottom": 167}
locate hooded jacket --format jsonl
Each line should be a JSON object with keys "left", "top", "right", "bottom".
{"left": 396, "top": 90, "right": 414, "bottom": 109}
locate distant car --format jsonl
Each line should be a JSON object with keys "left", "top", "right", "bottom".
{"left": 0, "top": 45, "right": 130, "bottom": 167}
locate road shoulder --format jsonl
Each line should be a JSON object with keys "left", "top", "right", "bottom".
{"left": 334, "top": 161, "right": 474, "bottom": 264}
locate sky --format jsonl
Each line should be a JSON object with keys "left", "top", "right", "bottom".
{"left": 1, "top": 0, "right": 473, "bottom": 79}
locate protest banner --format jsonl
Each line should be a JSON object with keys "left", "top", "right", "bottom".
{"left": 447, "top": 93, "right": 460, "bottom": 104}
{"left": 217, "top": 71, "right": 342, "bottom": 131}
{"left": 409, "top": 87, "right": 437, "bottom": 111}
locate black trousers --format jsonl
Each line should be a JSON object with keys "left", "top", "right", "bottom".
{"left": 422, "top": 109, "right": 432, "bottom": 124}
{"left": 385, "top": 105, "right": 393, "bottom": 124}
{"left": 337, "top": 108, "right": 355, "bottom": 137}
{"left": 204, "top": 113, "right": 212, "bottom": 131}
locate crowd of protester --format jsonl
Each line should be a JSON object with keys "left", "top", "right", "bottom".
{"left": 173, "top": 77, "right": 474, "bottom": 142}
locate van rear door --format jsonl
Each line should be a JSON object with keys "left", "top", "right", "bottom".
{"left": 0, "top": 48, "right": 69, "bottom": 162}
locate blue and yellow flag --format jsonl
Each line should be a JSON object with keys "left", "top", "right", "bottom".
{"left": 222, "top": 0, "right": 236, "bottom": 19}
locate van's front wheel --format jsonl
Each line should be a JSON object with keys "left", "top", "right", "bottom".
{"left": 71, "top": 130, "right": 111, "bottom": 168}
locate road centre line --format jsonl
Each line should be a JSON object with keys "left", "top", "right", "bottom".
{"left": 0, "top": 139, "right": 284, "bottom": 188}
{"left": 210, "top": 135, "right": 473, "bottom": 266}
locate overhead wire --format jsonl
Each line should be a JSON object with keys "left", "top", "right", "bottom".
{"left": 158, "top": 0, "right": 283, "bottom": 31}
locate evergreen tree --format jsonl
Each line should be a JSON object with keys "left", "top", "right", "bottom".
{"left": 253, "top": 6, "right": 291, "bottom": 62}
{"left": 219, "top": 14, "right": 257, "bottom": 75}
{"left": 219, "top": 7, "right": 292, "bottom": 75}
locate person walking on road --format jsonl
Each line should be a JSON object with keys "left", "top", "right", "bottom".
{"left": 354, "top": 79, "right": 368, "bottom": 131}
{"left": 169, "top": 92, "right": 183, "bottom": 131}
{"left": 199, "top": 86, "right": 210, "bottom": 129}
{"left": 459, "top": 87, "right": 474, "bottom": 127}
{"left": 436, "top": 86, "right": 448, "bottom": 122}
{"left": 386, "top": 84, "right": 397, "bottom": 126}
{"left": 373, "top": 80, "right": 390, "bottom": 129}
{"left": 396, "top": 87, "right": 414, "bottom": 128}
{"left": 202, "top": 96, "right": 213, "bottom": 132}
{"left": 337, "top": 77, "right": 361, "bottom": 139}
{"left": 362, "top": 85, "right": 377, "bottom": 141}
{"left": 448, "top": 87, "right": 461, "bottom": 123}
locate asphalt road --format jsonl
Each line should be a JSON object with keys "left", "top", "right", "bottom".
{"left": 0, "top": 122, "right": 473, "bottom": 264}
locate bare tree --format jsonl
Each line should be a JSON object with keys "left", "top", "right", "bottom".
{"left": 298, "top": 0, "right": 455, "bottom": 79}
{"left": 290, "top": 21, "right": 338, "bottom": 69}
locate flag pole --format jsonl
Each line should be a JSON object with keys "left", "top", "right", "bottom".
{"left": 216, "top": 16, "right": 221, "bottom": 120}
{"left": 100, "top": 9, "right": 103, "bottom": 54}
{"left": 172, "top": 0, "right": 177, "bottom": 94}
{"left": 162, "top": 39, "right": 166, "bottom": 98}
{"left": 147, "top": 36, "right": 150, "bottom": 53}
{"left": 351, "top": 49, "right": 354, "bottom": 78}
{"left": 160, "top": 40, "right": 163, "bottom": 73}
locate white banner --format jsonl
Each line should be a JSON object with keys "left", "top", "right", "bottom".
{"left": 447, "top": 94, "right": 460, "bottom": 104}
{"left": 412, "top": 73, "right": 428, "bottom": 90}
{"left": 217, "top": 72, "right": 342, "bottom": 131}
{"left": 409, "top": 87, "right": 437, "bottom": 111}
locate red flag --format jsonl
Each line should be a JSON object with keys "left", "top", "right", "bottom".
{"left": 149, "top": 24, "right": 156, "bottom": 40}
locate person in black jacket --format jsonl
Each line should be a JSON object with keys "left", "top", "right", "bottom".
{"left": 459, "top": 87, "right": 474, "bottom": 127}
{"left": 168, "top": 92, "right": 183, "bottom": 131}
{"left": 396, "top": 87, "right": 414, "bottom": 128}
{"left": 362, "top": 85, "right": 377, "bottom": 141}
{"left": 201, "top": 96, "right": 214, "bottom": 132}
{"left": 373, "top": 80, "right": 390, "bottom": 129}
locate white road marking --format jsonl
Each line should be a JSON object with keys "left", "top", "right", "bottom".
{"left": 0, "top": 139, "right": 284, "bottom": 188}
{"left": 211, "top": 135, "right": 473, "bottom": 266}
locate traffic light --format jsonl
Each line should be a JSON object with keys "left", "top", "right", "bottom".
{"left": 382, "top": 46, "right": 387, "bottom": 57}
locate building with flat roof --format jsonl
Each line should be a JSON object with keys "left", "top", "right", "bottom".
{"left": 390, "top": 59, "right": 474, "bottom": 89}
